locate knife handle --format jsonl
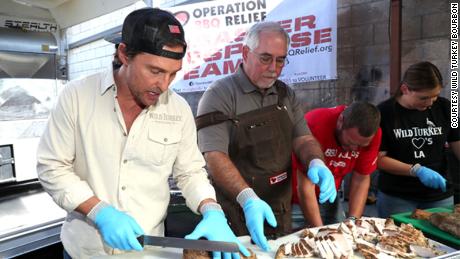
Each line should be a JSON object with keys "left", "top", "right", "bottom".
{"left": 137, "top": 235, "right": 145, "bottom": 247}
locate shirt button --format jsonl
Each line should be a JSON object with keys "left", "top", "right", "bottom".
{"left": 164, "top": 138, "right": 168, "bottom": 142}
{"left": 123, "top": 159, "right": 128, "bottom": 164}
{"left": 121, "top": 186, "right": 126, "bottom": 191}
{"left": 123, "top": 133, "right": 127, "bottom": 136}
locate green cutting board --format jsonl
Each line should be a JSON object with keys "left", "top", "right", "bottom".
{"left": 391, "top": 207, "right": 460, "bottom": 248}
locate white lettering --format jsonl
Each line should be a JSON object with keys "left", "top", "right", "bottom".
{"left": 414, "top": 150, "right": 425, "bottom": 159}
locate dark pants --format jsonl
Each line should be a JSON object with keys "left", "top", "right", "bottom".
{"left": 376, "top": 191, "right": 454, "bottom": 218}
{"left": 319, "top": 195, "right": 346, "bottom": 225}
{"left": 63, "top": 249, "right": 72, "bottom": 259}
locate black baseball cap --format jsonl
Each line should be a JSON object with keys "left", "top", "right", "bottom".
{"left": 105, "top": 8, "right": 186, "bottom": 60}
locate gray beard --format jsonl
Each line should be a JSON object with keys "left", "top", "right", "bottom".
{"left": 257, "top": 79, "right": 276, "bottom": 89}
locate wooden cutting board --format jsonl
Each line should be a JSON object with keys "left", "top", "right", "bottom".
{"left": 391, "top": 207, "right": 460, "bottom": 249}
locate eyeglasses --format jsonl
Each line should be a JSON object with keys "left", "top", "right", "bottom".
{"left": 250, "top": 50, "right": 287, "bottom": 67}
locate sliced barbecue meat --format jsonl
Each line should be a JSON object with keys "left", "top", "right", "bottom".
{"left": 411, "top": 209, "right": 432, "bottom": 220}
{"left": 275, "top": 217, "right": 443, "bottom": 259}
{"left": 320, "top": 237, "right": 335, "bottom": 259}
{"left": 411, "top": 207, "right": 460, "bottom": 238}
{"left": 314, "top": 236, "right": 328, "bottom": 258}
{"left": 275, "top": 237, "right": 316, "bottom": 258}
{"left": 183, "top": 248, "right": 257, "bottom": 259}
{"left": 293, "top": 242, "right": 302, "bottom": 255}
{"left": 183, "top": 249, "right": 210, "bottom": 259}
{"left": 328, "top": 232, "right": 353, "bottom": 258}
{"left": 300, "top": 228, "right": 315, "bottom": 239}
{"left": 355, "top": 239, "right": 380, "bottom": 259}
{"left": 384, "top": 218, "right": 398, "bottom": 230}
{"left": 274, "top": 244, "right": 288, "bottom": 259}
{"left": 409, "top": 244, "right": 439, "bottom": 258}
{"left": 366, "top": 219, "right": 384, "bottom": 236}
{"left": 429, "top": 212, "right": 460, "bottom": 238}
{"left": 300, "top": 238, "right": 314, "bottom": 253}
{"left": 454, "top": 204, "right": 460, "bottom": 214}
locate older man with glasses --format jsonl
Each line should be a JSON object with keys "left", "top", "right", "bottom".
{"left": 195, "top": 21, "right": 336, "bottom": 252}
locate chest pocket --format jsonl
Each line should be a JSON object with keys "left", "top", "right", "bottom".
{"left": 147, "top": 123, "right": 182, "bottom": 165}
{"left": 243, "top": 119, "right": 279, "bottom": 168}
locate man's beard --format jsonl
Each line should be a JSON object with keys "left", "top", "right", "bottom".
{"left": 257, "top": 72, "right": 277, "bottom": 89}
{"left": 258, "top": 80, "right": 276, "bottom": 89}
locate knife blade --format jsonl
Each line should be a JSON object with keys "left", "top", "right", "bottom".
{"left": 137, "top": 235, "right": 240, "bottom": 252}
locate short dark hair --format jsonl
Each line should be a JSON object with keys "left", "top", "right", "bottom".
{"left": 395, "top": 61, "right": 443, "bottom": 96}
{"left": 341, "top": 101, "right": 380, "bottom": 137}
{"left": 112, "top": 47, "right": 142, "bottom": 70}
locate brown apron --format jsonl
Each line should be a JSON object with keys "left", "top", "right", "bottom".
{"left": 196, "top": 82, "right": 294, "bottom": 238}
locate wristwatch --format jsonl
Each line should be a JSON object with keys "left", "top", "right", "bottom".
{"left": 346, "top": 216, "right": 357, "bottom": 222}
{"left": 410, "top": 163, "right": 421, "bottom": 177}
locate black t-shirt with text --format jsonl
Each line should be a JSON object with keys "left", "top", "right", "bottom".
{"left": 378, "top": 97, "right": 460, "bottom": 201}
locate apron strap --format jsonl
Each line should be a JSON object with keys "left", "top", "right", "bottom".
{"left": 195, "top": 111, "right": 236, "bottom": 130}
{"left": 196, "top": 80, "right": 288, "bottom": 130}
{"left": 274, "top": 81, "right": 287, "bottom": 108}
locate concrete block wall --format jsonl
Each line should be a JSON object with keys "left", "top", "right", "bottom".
{"left": 66, "top": 0, "right": 451, "bottom": 115}
{"left": 338, "top": 0, "right": 447, "bottom": 105}
{"left": 178, "top": 0, "right": 451, "bottom": 115}
{"left": 66, "top": 1, "right": 189, "bottom": 79}
{"left": 66, "top": 2, "right": 146, "bottom": 79}
{"left": 67, "top": 40, "right": 114, "bottom": 79}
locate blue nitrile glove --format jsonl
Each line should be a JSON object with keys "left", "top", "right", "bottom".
{"left": 237, "top": 188, "right": 276, "bottom": 252}
{"left": 185, "top": 203, "right": 250, "bottom": 259}
{"left": 88, "top": 201, "right": 144, "bottom": 251}
{"left": 307, "top": 159, "right": 337, "bottom": 203}
{"left": 414, "top": 165, "right": 447, "bottom": 192}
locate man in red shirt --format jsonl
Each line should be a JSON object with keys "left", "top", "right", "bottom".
{"left": 292, "top": 102, "right": 382, "bottom": 227}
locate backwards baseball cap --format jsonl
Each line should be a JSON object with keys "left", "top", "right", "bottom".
{"left": 105, "top": 8, "right": 186, "bottom": 60}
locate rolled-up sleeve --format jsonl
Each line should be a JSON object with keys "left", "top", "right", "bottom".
{"left": 37, "top": 83, "right": 94, "bottom": 212}
{"left": 173, "top": 102, "right": 216, "bottom": 214}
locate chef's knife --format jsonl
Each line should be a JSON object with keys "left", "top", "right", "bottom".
{"left": 137, "top": 235, "right": 240, "bottom": 252}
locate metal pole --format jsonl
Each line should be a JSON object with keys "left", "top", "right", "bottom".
{"left": 390, "top": 0, "right": 402, "bottom": 96}
{"left": 144, "top": 0, "right": 153, "bottom": 7}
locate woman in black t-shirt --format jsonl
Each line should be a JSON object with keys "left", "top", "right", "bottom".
{"left": 377, "top": 61, "right": 460, "bottom": 218}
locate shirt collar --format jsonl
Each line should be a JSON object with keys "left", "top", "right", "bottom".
{"left": 100, "top": 67, "right": 116, "bottom": 95}
{"left": 235, "top": 64, "right": 278, "bottom": 96}
{"left": 99, "top": 67, "right": 172, "bottom": 110}
{"left": 147, "top": 89, "right": 171, "bottom": 111}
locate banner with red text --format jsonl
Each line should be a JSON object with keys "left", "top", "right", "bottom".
{"left": 168, "top": 0, "right": 337, "bottom": 92}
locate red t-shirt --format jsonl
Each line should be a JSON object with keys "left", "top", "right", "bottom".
{"left": 291, "top": 105, "right": 382, "bottom": 204}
